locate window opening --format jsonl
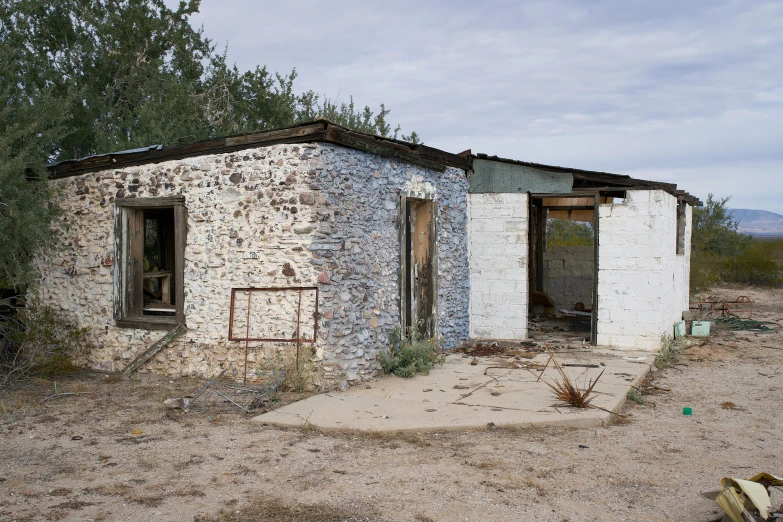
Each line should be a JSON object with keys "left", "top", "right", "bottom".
{"left": 114, "top": 197, "right": 186, "bottom": 329}
{"left": 142, "top": 208, "right": 175, "bottom": 316}
{"left": 676, "top": 200, "right": 686, "bottom": 255}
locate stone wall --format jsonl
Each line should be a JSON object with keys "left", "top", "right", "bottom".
{"left": 542, "top": 246, "right": 594, "bottom": 309}
{"left": 595, "top": 190, "right": 690, "bottom": 351}
{"left": 307, "top": 144, "right": 470, "bottom": 380}
{"left": 467, "top": 193, "right": 529, "bottom": 340}
{"left": 35, "top": 143, "right": 469, "bottom": 383}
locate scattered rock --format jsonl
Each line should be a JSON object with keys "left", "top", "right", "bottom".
{"left": 164, "top": 397, "right": 191, "bottom": 410}
{"left": 282, "top": 262, "right": 296, "bottom": 277}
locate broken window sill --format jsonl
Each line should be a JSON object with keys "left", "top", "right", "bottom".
{"left": 115, "top": 316, "right": 185, "bottom": 331}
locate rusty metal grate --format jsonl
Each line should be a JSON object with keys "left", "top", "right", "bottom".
{"left": 228, "top": 286, "right": 319, "bottom": 383}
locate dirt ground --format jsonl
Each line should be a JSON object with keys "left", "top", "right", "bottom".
{"left": 2, "top": 286, "right": 782, "bottom": 522}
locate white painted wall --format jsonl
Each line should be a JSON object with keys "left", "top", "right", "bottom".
{"left": 467, "top": 193, "right": 529, "bottom": 339}
{"left": 596, "top": 190, "right": 692, "bottom": 351}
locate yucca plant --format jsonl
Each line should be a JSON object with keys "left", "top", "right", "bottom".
{"left": 542, "top": 349, "right": 604, "bottom": 408}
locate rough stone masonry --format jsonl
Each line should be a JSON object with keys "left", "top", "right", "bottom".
{"left": 35, "top": 143, "right": 470, "bottom": 383}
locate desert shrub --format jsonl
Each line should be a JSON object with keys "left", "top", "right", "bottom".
{"left": 719, "top": 240, "right": 783, "bottom": 287}
{"left": 379, "top": 326, "right": 444, "bottom": 378}
{"left": 254, "top": 346, "right": 321, "bottom": 394}
{"left": 626, "top": 387, "right": 645, "bottom": 405}
{"left": 546, "top": 219, "right": 594, "bottom": 249}
{"left": 0, "top": 299, "right": 92, "bottom": 387}
{"left": 689, "top": 252, "right": 722, "bottom": 294}
{"left": 690, "top": 194, "right": 751, "bottom": 292}
{"left": 542, "top": 349, "right": 604, "bottom": 409}
{"left": 689, "top": 195, "right": 783, "bottom": 290}
{"left": 654, "top": 335, "right": 683, "bottom": 370}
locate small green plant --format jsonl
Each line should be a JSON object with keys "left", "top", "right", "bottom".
{"left": 626, "top": 387, "right": 646, "bottom": 405}
{"left": 654, "top": 334, "right": 682, "bottom": 370}
{"left": 379, "top": 325, "right": 444, "bottom": 378}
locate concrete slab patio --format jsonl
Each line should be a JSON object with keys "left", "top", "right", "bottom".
{"left": 254, "top": 349, "right": 656, "bottom": 432}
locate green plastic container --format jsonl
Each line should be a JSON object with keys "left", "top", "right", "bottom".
{"left": 691, "top": 321, "right": 712, "bottom": 337}
{"left": 683, "top": 407, "right": 693, "bottom": 416}
{"left": 674, "top": 321, "right": 686, "bottom": 339}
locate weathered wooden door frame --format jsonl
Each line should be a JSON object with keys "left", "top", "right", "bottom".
{"left": 527, "top": 192, "right": 601, "bottom": 346}
{"left": 399, "top": 192, "right": 438, "bottom": 340}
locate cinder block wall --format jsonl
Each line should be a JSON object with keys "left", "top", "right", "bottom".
{"left": 596, "top": 190, "right": 691, "bottom": 351}
{"left": 543, "top": 246, "right": 594, "bottom": 309}
{"left": 467, "top": 193, "right": 528, "bottom": 339}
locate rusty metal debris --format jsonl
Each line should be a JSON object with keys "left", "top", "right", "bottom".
{"left": 458, "top": 339, "right": 543, "bottom": 357}
{"left": 691, "top": 295, "right": 755, "bottom": 320}
{"left": 185, "top": 369, "right": 286, "bottom": 414}
{"left": 40, "top": 382, "right": 87, "bottom": 403}
{"left": 228, "top": 286, "right": 318, "bottom": 383}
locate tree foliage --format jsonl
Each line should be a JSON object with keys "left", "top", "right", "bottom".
{"left": 0, "top": 16, "right": 71, "bottom": 289}
{"left": 0, "top": 0, "right": 417, "bottom": 289}
{"left": 691, "top": 194, "right": 750, "bottom": 259}
{"left": 546, "top": 219, "right": 594, "bottom": 250}
{"left": 2, "top": 0, "right": 417, "bottom": 158}
{"left": 690, "top": 194, "right": 781, "bottom": 291}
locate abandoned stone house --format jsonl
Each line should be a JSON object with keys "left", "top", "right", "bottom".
{"left": 37, "top": 119, "right": 700, "bottom": 383}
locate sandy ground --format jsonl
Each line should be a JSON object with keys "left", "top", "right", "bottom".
{"left": 1, "top": 286, "right": 782, "bottom": 522}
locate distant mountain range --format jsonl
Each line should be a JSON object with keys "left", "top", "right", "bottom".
{"left": 730, "top": 209, "right": 783, "bottom": 236}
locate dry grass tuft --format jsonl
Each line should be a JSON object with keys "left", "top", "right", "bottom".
{"left": 542, "top": 350, "right": 604, "bottom": 409}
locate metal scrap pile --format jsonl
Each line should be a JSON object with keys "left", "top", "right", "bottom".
{"left": 165, "top": 369, "right": 286, "bottom": 415}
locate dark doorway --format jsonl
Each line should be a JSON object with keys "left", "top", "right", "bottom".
{"left": 528, "top": 195, "right": 600, "bottom": 346}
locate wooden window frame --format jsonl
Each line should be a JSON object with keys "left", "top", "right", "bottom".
{"left": 676, "top": 199, "right": 686, "bottom": 255}
{"left": 113, "top": 196, "right": 187, "bottom": 330}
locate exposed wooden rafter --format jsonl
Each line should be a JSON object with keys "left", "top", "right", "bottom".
{"left": 46, "top": 120, "right": 470, "bottom": 179}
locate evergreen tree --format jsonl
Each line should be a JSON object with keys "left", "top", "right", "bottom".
{"left": 0, "top": 0, "right": 417, "bottom": 289}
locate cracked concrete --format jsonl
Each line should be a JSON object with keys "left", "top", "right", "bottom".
{"left": 254, "top": 349, "right": 655, "bottom": 432}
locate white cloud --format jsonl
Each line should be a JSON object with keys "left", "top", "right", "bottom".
{"left": 176, "top": 0, "right": 783, "bottom": 212}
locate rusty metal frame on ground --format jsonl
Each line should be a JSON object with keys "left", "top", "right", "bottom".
{"left": 691, "top": 295, "right": 754, "bottom": 319}
{"left": 228, "top": 286, "right": 319, "bottom": 384}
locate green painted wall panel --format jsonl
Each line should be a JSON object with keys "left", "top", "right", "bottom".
{"left": 469, "top": 159, "right": 573, "bottom": 194}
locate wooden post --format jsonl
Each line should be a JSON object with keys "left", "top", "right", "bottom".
{"left": 535, "top": 203, "right": 546, "bottom": 292}
{"left": 591, "top": 194, "right": 600, "bottom": 346}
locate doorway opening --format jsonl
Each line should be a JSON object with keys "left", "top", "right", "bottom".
{"left": 529, "top": 195, "right": 603, "bottom": 347}
{"left": 400, "top": 197, "right": 437, "bottom": 339}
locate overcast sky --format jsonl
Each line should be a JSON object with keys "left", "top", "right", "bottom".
{"left": 180, "top": 1, "right": 783, "bottom": 213}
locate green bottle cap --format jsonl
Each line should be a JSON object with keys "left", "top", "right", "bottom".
{"left": 683, "top": 407, "right": 692, "bottom": 416}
